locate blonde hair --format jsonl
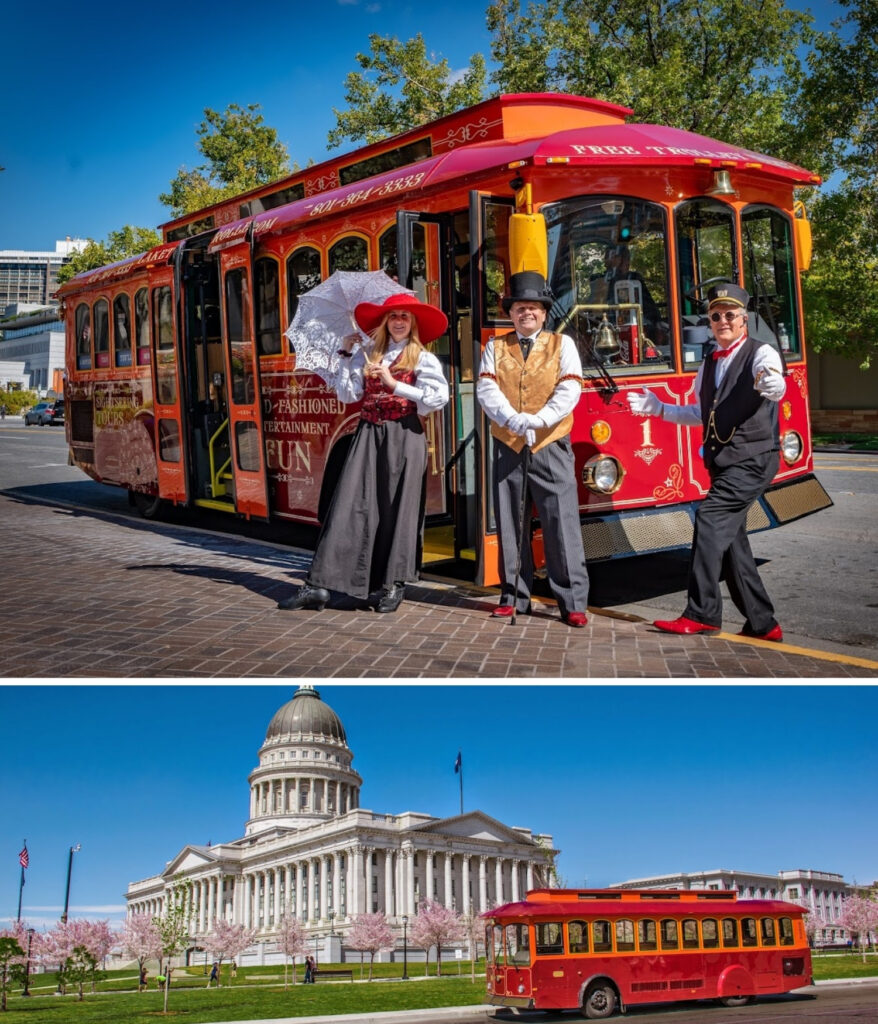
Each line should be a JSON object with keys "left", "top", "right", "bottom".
{"left": 367, "top": 314, "right": 424, "bottom": 372}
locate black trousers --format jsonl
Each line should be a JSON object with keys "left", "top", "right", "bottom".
{"left": 493, "top": 436, "right": 589, "bottom": 616}
{"left": 684, "top": 450, "right": 779, "bottom": 631}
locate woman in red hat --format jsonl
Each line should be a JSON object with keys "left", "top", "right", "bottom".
{"left": 278, "top": 293, "right": 449, "bottom": 613}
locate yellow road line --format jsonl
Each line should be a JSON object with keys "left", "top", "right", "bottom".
{"left": 812, "top": 464, "right": 878, "bottom": 472}
{"left": 718, "top": 632, "right": 878, "bottom": 671}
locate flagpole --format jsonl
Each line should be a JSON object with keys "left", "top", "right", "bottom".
{"left": 459, "top": 760, "right": 463, "bottom": 814}
{"left": 17, "top": 839, "right": 26, "bottom": 922}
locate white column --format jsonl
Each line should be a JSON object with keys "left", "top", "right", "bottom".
{"left": 511, "top": 860, "right": 520, "bottom": 902}
{"left": 425, "top": 850, "right": 434, "bottom": 903}
{"left": 479, "top": 857, "right": 488, "bottom": 912}
{"left": 352, "top": 846, "right": 363, "bottom": 916}
{"left": 407, "top": 847, "right": 416, "bottom": 916}
{"left": 462, "top": 856, "right": 471, "bottom": 914}
{"left": 273, "top": 867, "right": 281, "bottom": 927}
{"left": 320, "top": 855, "right": 329, "bottom": 921}
{"left": 262, "top": 870, "right": 271, "bottom": 929}
{"left": 243, "top": 874, "right": 252, "bottom": 928}
{"left": 332, "top": 852, "right": 341, "bottom": 918}
{"left": 495, "top": 858, "right": 504, "bottom": 905}
{"left": 384, "top": 849, "right": 394, "bottom": 916}
{"left": 444, "top": 852, "right": 453, "bottom": 909}
{"left": 526, "top": 861, "right": 534, "bottom": 891}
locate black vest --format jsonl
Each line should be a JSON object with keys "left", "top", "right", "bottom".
{"left": 699, "top": 335, "right": 779, "bottom": 470}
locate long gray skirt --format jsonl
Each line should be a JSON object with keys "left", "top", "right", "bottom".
{"left": 307, "top": 414, "right": 428, "bottom": 598}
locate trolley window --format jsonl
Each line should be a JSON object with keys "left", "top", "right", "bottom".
{"left": 592, "top": 920, "right": 612, "bottom": 953}
{"left": 535, "top": 922, "right": 564, "bottom": 956}
{"left": 568, "top": 919, "right": 589, "bottom": 954}
{"left": 742, "top": 205, "right": 800, "bottom": 357}
{"left": 544, "top": 195, "right": 672, "bottom": 374}
{"left": 483, "top": 200, "right": 511, "bottom": 322}
{"left": 702, "top": 918, "right": 720, "bottom": 949}
{"left": 722, "top": 918, "right": 739, "bottom": 947}
{"left": 761, "top": 917, "right": 777, "bottom": 946}
{"left": 779, "top": 917, "right": 795, "bottom": 946}
{"left": 113, "top": 293, "right": 132, "bottom": 367}
{"left": 286, "top": 246, "right": 322, "bottom": 323}
{"left": 329, "top": 235, "right": 368, "bottom": 275}
{"left": 660, "top": 919, "right": 679, "bottom": 950}
{"left": 616, "top": 919, "right": 635, "bottom": 952}
{"left": 741, "top": 918, "right": 758, "bottom": 947}
{"left": 225, "top": 268, "right": 255, "bottom": 405}
{"left": 638, "top": 919, "right": 657, "bottom": 951}
{"left": 682, "top": 918, "right": 700, "bottom": 949}
{"left": 255, "top": 257, "right": 281, "bottom": 356}
{"left": 75, "top": 303, "right": 92, "bottom": 370}
{"left": 505, "top": 923, "right": 531, "bottom": 964}
{"left": 135, "top": 288, "right": 150, "bottom": 366}
{"left": 379, "top": 225, "right": 398, "bottom": 281}
{"left": 94, "top": 299, "right": 110, "bottom": 368}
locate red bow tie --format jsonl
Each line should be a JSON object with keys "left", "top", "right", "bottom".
{"left": 713, "top": 340, "right": 743, "bottom": 361}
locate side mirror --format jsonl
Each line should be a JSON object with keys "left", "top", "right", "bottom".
{"left": 793, "top": 200, "right": 813, "bottom": 272}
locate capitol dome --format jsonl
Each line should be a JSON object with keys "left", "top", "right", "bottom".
{"left": 265, "top": 685, "right": 347, "bottom": 743}
{"left": 246, "top": 685, "right": 362, "bottom": 837}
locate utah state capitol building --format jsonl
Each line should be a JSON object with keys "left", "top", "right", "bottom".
{"left": 125, "top": 685, "right": 556, "bottom": 961}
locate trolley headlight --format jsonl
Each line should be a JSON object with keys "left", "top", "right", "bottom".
{"left": 582, "top": 454, "right": 624, "bottom": 494}
{"left": 780, "top": 430, "right": 803, "bottom": 465}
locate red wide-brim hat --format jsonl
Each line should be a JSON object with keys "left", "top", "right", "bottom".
{"left": 354, "top": 293, "right": 448, "bottom": 344}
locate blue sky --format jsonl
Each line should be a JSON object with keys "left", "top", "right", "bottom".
{"left": 1, "top": 0, "right": 847, "bottom": 252}
{"left": 2, "top": 683, "right": 876, "bottom": 932}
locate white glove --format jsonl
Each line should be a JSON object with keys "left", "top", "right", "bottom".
{"left": 524, "top": 428, "right": 537, "bottom": 447}
{"left": 505, "top": 412, "right": 530, "bottom": 436}
{"left": 524, "top": 412, "right": 546, "bottom": 430}
{"left": 627, "top": 390, "right": 663, "bottom": 417}
{"left": 754, "top": 370, "right": 785, "bottom": 400}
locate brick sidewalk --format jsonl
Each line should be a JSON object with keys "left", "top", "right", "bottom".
{"left": 1, "top": 494, "right": 874, "bottom": 679}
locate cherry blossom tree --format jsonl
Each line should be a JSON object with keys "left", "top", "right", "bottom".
{"left": 409, "top": 900, "right": 465, "bottom": 977}
{"left": 199, "top": 921, "right": 256, "bottom": 985}
{"left": 119, "top": 913, "right": 162, "bottom": 991}
{"left": 462, "top": 906, "right": 490, "bottom": 982}
{"left": 839, "top": 893, "right": 878, "bottom": 961}
{"left": 347, "top": 913, "right": 394, "bottom": 980}
{"left": 276, "top": 914, "right": 308, "bottom": 987}
{"left": 42, "top": 920, "right": 114, "bottom": 995}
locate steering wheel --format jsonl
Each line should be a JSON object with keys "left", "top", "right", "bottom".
{"left": 684, "top": 276, "right": 733, "bottom": 303}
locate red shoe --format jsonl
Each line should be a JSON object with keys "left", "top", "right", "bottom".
{"left": 654, "top": 616, "right": 719, "bottom": 635}
{"left": 491, "top": 604, "right": 531, "bottom": 618}
{"left": 563, "top": 611, "right": 588, "bottom": 628}
{"left": 738, "top": 623, "right": 783, "bottom": 642}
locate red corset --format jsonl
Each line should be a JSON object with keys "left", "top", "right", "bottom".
{"left": 360, "top": 363, "right": 419, "bottom": 424}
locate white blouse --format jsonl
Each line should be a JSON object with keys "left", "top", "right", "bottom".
{"left": 335, "top": 339, "right": 450, "bottom": 416}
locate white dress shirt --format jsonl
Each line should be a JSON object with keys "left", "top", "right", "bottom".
{"left": 476, "top": 331, "right": 583, "bottom": 428}
{"left": 336, "top": 339, "right": 449, "bottom": 415}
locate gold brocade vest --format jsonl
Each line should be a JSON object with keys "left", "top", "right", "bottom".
{"left": 489, "top": 330, "right": 575, "bottom": 454}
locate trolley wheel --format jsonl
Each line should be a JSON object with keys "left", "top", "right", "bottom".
{"left": 132, "top": 491, "right": 165, "bottom": 520}
{"left": 582, "top": 981, "right": 617, "bottom": 1019}
{"left": 720, "top": 995, "right": 754, "bottom": 1008}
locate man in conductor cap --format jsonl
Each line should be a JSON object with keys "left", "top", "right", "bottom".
{"left": 627, "top": 282, "right": 786, "bottom": 640}
{"left": 476, "top": 271, "right": 590, "bottom": 627}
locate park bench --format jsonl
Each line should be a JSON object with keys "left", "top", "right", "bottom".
{"left": 312, "top": 968, "right": 354, "bottom": 982}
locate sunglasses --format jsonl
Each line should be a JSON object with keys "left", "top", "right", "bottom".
{"left": 709, "top": 310, "right": 744, "bottom": 323}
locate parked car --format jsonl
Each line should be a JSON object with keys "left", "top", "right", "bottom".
{"left": 24, "top": 400, "right": 64, "bottom": 426}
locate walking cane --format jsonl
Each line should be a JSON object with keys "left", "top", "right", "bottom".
{"left": 509, "top": 444, "right": 531, "bottom": 626}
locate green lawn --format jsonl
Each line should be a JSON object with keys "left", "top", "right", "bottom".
{"left": 5, "top": 955, "right": 875, "bottom": 1023}
{"left": 812, "top": 432, "right": 878, "bottom": 451}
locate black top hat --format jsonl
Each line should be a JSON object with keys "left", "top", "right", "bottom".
{"left": 706, "top": 282, "right": 750, "bottom": 310}
{"left": 502, "top": 271, "right": 554, "bottom": 313}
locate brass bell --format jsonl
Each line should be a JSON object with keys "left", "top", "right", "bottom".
{"left": 707, "top": 169, "right": 735, "bottom": 196}
{"left": 594, "top": 314, "right": 621, "bottom": 361}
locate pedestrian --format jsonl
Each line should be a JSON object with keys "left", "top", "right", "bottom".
{"left": 476, "top": 271, "right": 589, "bottom": 626}
{"left": 0, "top": 403, "right": 7, "bottom": 420}
{"left": 207, "top": 961, "right": 219, "bottom": 987}
{"left": 627, "top": 282, "right": 786, "bottom": 640}
{"left": 230, "top": 960, "right": 237, "bottom": 979}
{"left": 138, "top": 966, "right": 148, "bottom": 991}
{"left": 278, "top": 293, "right": 449, "bottom": 614}
{"left": 304, "top": 954, "right": 314, "bottom": 983}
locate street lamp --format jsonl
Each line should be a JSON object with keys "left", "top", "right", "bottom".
{"left": 401, "top": 915, "right": 409, "bottom": 980}
{"left": 22, "top": 929, "right": 34, "bottom": 997}
{"left": 61, "top": 844, "right": 81, "bottom": 924}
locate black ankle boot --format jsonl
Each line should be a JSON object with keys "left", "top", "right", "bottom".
{"left": 376, "top": 583, "right": 405, "bottom": 613}
{"left": 277, "top": 583, "right": 330, "bottom": 611}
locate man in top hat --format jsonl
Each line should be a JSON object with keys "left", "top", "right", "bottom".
{"left": 627, "top": 282, "right": 787, "bottom": 640}
{"left": 476, "top": 271, "right": 590, "bottom": 626}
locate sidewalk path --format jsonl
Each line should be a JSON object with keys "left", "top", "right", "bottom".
{"left": 1, "top": 493, "right": 874, "bottom": 678}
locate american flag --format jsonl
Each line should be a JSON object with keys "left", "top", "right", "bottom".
{"left": 19, "top": 845, "right": 29, "bottom": 870}
{"left": 454, "top": 751, "right": 462, "bottom": 774}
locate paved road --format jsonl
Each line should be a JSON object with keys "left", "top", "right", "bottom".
{"left": 1, "top": 422, "right": 875, "bottom": 678}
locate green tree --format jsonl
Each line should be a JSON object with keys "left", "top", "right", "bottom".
{"left": 160, "top": 103, "right": 290, "bottom": 216}
{"left": 486, "top": 0, "right": 816, "bottom": 160}
{"left": 0, "top": 937, "right": 25, "bottom": 1012}
{"left": 328, "top": 34, "right": 487, "bottom": 147}
{"left": 58, "top": 945, "right": 103, "bottom": 1002}
{"left": 56, "top": 226, "right": 162, "bottom": 285}
{"left": 795, "top": 0, "right": 877, "bottom": 366}
{"left": 154, "top": 879, "right": 193, "bottom": 1014}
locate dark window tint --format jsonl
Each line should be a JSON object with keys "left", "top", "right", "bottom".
{"left": 114, "top": 293, "right": 132, "bottom": 367}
